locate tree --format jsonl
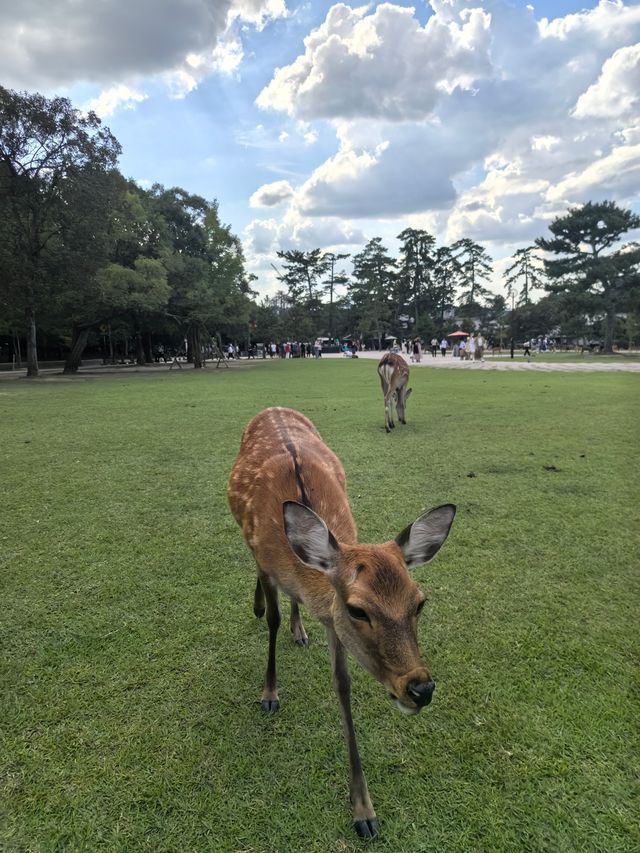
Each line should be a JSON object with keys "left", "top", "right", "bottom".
{"left": 275, "top": 249, "right": 328, "bottom": 306}
{"left": 484, "top": 294, "right": 508, "bottom": 348}
{"left": 452, "top": 238, "right": 493, "bottom": 308}
{"left": 322, "top": 252, "right": 350, "bottom": 340}
{"left": 0, "top": 86, "right": 121, "bottom": 375}
{"left": 157, "top": 189, "right": 252, "bottom": 366}
{"left": 431, "top": 246, "right": 460, "bottom": 331}
{"left": 93, "top": 258, "right": 170, "bottom": 364}
{"left": 536, "top": 201, "right": 640, "bottom": 352}
{"left": 504, "top": 246, "right": 545, "bottom": 308}
{"left": 397, "top": 228, "right": 436, "bottom": 332}
{"left": 349, "top": 238, "right": 396, "bottom": 348}
{"left": 57, "top": 169, "right": 130, "bottom": 373}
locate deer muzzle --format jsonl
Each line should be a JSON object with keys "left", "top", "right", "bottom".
{"left": 388, "top": 668, "right": 435, "bottom": 715}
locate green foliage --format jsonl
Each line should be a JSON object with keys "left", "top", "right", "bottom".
{"left": 396, "top": 228, "right": 436, "bottom": 332}
{"left": 95, "top": 258, "right": 170, "bottom": 314}
{"left": 275, "top": 248, "right": 328, "bottom": 304}
{"left": 452, "top": 238, "right": 493, "bottom": 308}
{"left": 0, "top": 85, "right": 121, "bottom": 373}
{"left": 0, "top": 88, "right": 252, "bottom": 372}
{"left": 504, "top": 246, "right": 546, "bottom": 307}
{"left": 1, "top": 363, "right": 638, "bottom": 851}
{"left": 348, "top": 238, "right": 397, "bottom": 346}
{"left": 536, "top": 201, "right": 640, "bottom": 351}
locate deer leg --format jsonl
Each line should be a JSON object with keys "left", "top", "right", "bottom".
{"left": 290, "top": 597, "right": 309, "bottom": 646}
{"left": 327, "top": 625, "right": 378, "bottom": 839}
{"left": 253, "top": 575, "right": 265, "bottom": 618}
{"left": 384, "top": 392, "right": 395, "bottom": 432}
{"left": 396, "top": 390, "right": 406, "bottom": 425}
{"left": 260, "top": 572, "right": 280, "bottom": 713}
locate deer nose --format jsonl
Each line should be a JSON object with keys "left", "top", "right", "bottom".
{"left": 407, "top": 679, "right": 435, "bottom": 708}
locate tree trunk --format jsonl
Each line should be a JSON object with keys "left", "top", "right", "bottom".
{"left": 26, "top": 308, "right": 38, "bottom": 377}
{"left": 604, "top": 306, "right": 616, "bottom": 354}
{"left": 135, "top": 330, "right": 145, "bottom": 366}
{"left": 108, "top": 324, "right": 115, "bottom": 364}
{"left": 63, "top": 326, "right": 91, "bottom": 374}
{"left": 12, "top": 329, "right": 23, "bottom": 369}
{"left": 189, "top": 324, "right": 203, "bottom": 368}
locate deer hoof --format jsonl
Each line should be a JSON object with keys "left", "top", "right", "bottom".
{"left": 254, "top": 605, "right": 265, "bottom": 618}
{"left": 294, "top": 635, "right": 309, "bottom": 647}
{"left": 260, "top": 698, "right": 279, "bottom": 713}
{"left": 353, "top": 818, "right": 379, "bottom": 839}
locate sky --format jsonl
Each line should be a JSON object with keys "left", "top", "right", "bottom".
{"left": 1, "top": 0, "right": 639, "bottom": 298}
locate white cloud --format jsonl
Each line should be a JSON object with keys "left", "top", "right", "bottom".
{"left": 257, "top": 2, "right": 492, "bottom": 120}
{"left": 229, "top": 0, "right": 287, "bottom": 29}
{"left": 250, "top": 180, "right": 295, "bottom": 207}
{"left": 538, "top": 0, "right": 640, "bottom": 42}
{"left": 573, "top": 43, "right": 640, "bottom": 119}
{"left": 244, "top": 208, "right": 364, "bottom": 259}
{"left": 531, "top": 135, "right": 561, "bottom": 151}
{"left": 84, "top": 84, "right": 148, "bottom": 118}
{"left": 252, "top": 0, "right": 640, "bottom": 251}
{"left": 0, "top": 0, "right": 286, "bottom": 92}
{"left": 546, "top": 143, "right": 640, "bottom": 202}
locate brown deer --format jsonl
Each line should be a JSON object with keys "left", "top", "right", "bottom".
{"left": 378, "top": 351, "right": 412, "bottom": 433}
{"left": 227, "top": 407, "right": 456, "bottom": 838}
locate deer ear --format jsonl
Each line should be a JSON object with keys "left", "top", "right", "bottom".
{"left": 396, "top": 504, "right": 456, "bottom": 568}
{"left": 283, "top": 501, "right": 340, "bottom": 573}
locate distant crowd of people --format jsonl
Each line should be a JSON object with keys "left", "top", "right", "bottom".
{"left": 159, "top": 333, "right": 502, "bottom": 364}
{"left": 396, "top": 334, "right": 488, "bottom": 363}
{"left": 265, "top": 340, "right": 325, "bottom": 358}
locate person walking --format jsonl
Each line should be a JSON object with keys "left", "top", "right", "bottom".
{"left": 440, "top": 337, "right": 448, "bottom": 357}
{"left": 468, "top": 334, "right": 476, "bottom": 361}
{"left": 431, "top": 337, "right": 438, "bottom": 357}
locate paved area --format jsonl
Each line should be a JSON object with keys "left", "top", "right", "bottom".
{"left": 325, "top": 351, "right": 640, "bottom": 373}
{"left": 2, "top": 352, "right": 638, "bottom": 379}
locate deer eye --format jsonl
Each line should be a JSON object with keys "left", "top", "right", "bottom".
{"left": 346, "top": 604, "right": 370, "bottom": 623}
{"left": 416, "top": 599, "right": 426, "bottom": 616}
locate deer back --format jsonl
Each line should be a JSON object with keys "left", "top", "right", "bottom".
{"left": 378, "top": 351, "right": 409, "bottom": 395}
{"left": 228, "top": 407, "right": 357, "bottom": 620}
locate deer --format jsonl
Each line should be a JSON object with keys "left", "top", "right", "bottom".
{"left": 378, "top": 351, "right": 412, "bottom": 433}
{"left": 227, "top": 406, "right": 456, "bottom": 839}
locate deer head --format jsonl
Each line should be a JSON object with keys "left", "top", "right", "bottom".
{"left": 283, "top": 501, "right": 456, "bottom": 714}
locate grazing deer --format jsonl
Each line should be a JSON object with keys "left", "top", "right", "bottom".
{"left": 378, "top": 352, "right": 412, "bottom": 433}
{"left": 227, "top": 407, "right": 456, "bottom": 838}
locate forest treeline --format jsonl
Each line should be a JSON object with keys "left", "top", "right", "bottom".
{"left": 1, "top": 86, "right": 639, "bottom": 376}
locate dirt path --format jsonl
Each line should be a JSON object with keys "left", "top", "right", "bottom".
{"left": 3, "top": 352, "right": 638, "bottom": 381}
{"left": 0, "top": 358, "right": 268, "bottom": 382}
{"left": 325, "top": 351, "right": 640, "bottom": 373}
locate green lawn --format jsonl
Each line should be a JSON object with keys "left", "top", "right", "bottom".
{"left": 1, "top": 361, "right": 638, "bottom": 852}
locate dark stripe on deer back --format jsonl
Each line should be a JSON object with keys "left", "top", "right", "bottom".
{"left": 286, "top": 441, "right": 312, "bottom": 509}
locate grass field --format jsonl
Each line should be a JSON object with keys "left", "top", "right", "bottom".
{"left": 2, "top": 360, "right": 639, "bottom": 852}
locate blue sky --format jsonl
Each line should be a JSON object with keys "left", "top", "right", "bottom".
{"left": 2, "top": 0, "right": 639, "bottom": 296}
